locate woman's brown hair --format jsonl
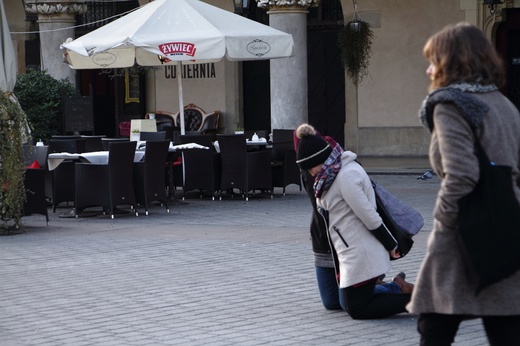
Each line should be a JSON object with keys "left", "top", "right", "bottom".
{"left": 423, "top": 22, "right": 505, "bottom": 91}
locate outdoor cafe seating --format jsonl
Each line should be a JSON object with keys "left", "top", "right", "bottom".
{"left": 138, "top": 103, "right": 220, "bottom": 139}
{"left": 22, "top": 145, "right": 51, "bottom": 225}
{"left": 217, "top": 134, "right": 272, "bottom": 201}
{"left": 133, "top": 140, "right": 170, "bottom": 215}
{"left": 36, "top": 128, "right": 303, "bottom": 222}
{"left": 180, "top": 134, "right": 221, "bottom": 200}
{"left": 46, "top": 137, "right": 210, "bottom": 217}
{"left": 270, "top": 129, "right": 302, "bottom": 195}
{"left": 74, "top": 141, "right": 139, "bottom": 218}
{"left": 49, "top": 137, "right": 85, "bottom": 212}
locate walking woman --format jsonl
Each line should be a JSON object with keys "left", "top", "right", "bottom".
{"left": 408, "top": 23, "right": 520, "bottom": 345}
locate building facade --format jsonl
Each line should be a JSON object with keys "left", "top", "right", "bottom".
{"left": 6, "top": 0, "right": 519, "bottom": 156}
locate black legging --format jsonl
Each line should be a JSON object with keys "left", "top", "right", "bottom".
{"left": 341, "top": 278, "right": 411, "bottom": 319}
{"left": 418, "top": 313, "right": 520, "bottom": 346}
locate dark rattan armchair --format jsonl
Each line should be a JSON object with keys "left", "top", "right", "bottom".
{"left": 23, "top": 145, "right": 51, "bottom": 225}
{"left": 74, "top": 141, "right": 138, "bottom": 218}
{"left": 49, "top": 138, "right": 86, "bottom": 212}
{"left": 173, "top": 104, "right": 220, "bottom": 133}
{"left": 217, "top": 134, "right": 272, "bottom": 201}
{"left": 180, "top": 134, "right": 221, "bottom": 200}
{"left": 139, "top": 131, "right": 167, "bottom": 141}
{"left": 23, "top": 168, "right": 49, "bottom": 225}
{"left": 133, "top": 140, "right": 170, "bottom": 215}
{"left": 271, "top": 129, "right": 302, "bottom": 195}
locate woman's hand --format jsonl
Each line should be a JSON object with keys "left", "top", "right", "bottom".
{"left": 389, "top": 248, "right": 401, "bottom": 259}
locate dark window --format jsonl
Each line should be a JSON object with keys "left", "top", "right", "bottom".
{"left": 76, "top": 1, "right": 140, "bottom": 36}
{"left": 308, "top": 0, "right": 343, "bottom": 31}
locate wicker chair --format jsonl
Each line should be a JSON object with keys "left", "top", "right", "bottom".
{"left": 101, "top": 137, "right": 129, "bottom": 150}
{"left": 49, "top": 138, "right": 86, "bottom": 154}
{"left": 23, "top": 168, "right": 49, "bottom": 225}
{"left": 173, "top": 104, "right": 220, "bottom": 133}
{"left": 81, "top": 135, "right": 105, "bottom": 152}
{"left": 133, "top": 140, "right": 170, "bottom": 215}
{"left": 23, "top": 145, "right": 51, "bottom": 225}
{"left": 139, "top": 131, "right": 167, "bottom": 141}
{"left": 145, "top": 110, "right": 176, "bottom": 129}
{"left": 74, "top": 141, "right": 138, "bottom": 218}
{"left": 217, "top": 134, "right": 272, "bottom": 201}
{"left": 180, "top": 134, "right": 221, "bottom": 200}
{"left": 271, "top": 129, "right": 302, "bottom": 195}
{"left": 49, "top": 138, "right": 86, "bottom": 212}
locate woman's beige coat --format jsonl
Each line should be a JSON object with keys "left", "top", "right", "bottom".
{"left": 317, "top": 151, "right": 392, "bottom": 288}
{"left": 408, "top": 90, "right": 520, "bottom": 315}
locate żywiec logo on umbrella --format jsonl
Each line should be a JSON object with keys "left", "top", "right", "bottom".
{"left": 159, "top": 42, "right": 197, "bottom": 60}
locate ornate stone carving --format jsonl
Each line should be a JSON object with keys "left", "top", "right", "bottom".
{"left": 25, "top": 1, "right": 87, "bottom": 16}
{"left": 480, "top": 0, "right": 512, "bottom": 39}
{"left": 256, "top": 0, "right": 319, "bottom": 9}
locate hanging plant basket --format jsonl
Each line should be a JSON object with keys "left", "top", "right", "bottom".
{"left": 337, "top": 19, "right": 374, "bottom": 86}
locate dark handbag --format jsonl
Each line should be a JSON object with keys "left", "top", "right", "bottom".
{"left": 371, "top": 180, "right": 424, "bottom": 259}
{"left": 457, "top": 139, "right": 520, "bottom": 294}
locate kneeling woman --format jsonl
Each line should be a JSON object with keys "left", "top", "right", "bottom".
{"left": 296, "top": 127, "right": 413, "bottom": 319}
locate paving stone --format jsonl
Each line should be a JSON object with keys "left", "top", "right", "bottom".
{"left": 0, "top": 169, "right": 489, "bottom": 345}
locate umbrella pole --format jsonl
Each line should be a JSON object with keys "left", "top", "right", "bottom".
{"left": 177, "top": 61, "right": 185, "bottom": 136}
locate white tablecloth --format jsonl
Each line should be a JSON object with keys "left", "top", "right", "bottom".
{"left": 48, "top": 151, "right": 145, "bottom": 171}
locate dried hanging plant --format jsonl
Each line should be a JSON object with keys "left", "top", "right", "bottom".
{"left": 337, "top": 1, "right": 374, "bottom": 86}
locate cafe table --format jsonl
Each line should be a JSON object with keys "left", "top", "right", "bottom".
{"left": 47, "top": 150, "right": 145, "bottom": 218}
{"left": 48, "top": 143, "right": 210, "bottom": 215}
{"left": 246, "top": 139, "right": 271, "bottom": 152}
{"left": 47, "top": 151, "right": 145, "bottom": 171}
{"left": 159, "top": 142, "right": 210, "bottom": 203}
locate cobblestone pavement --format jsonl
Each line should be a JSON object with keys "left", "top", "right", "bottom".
{"left": 1, "top": 173, "right": 490, "bottom": 345}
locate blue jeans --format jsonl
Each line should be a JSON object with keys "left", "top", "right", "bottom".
{"left": 315, "top": 266, "right": 401, "bottom": 310}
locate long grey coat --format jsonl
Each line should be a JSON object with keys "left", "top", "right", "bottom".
{"left": 408, "top": 90, "right": 520, "bottom": 315}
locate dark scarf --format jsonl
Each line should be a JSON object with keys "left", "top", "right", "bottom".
{"left": 314, "top": 143, "right": 344, "bottom": 198}
{"left": 419, "top": 83, "right": 497, "bottom": 132}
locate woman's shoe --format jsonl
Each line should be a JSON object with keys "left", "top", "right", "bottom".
{"left": 392, "top": 274, "right": 414, "bottom": 294}
{"left": 396, "top": 271, "right": 406, "bottom": 280}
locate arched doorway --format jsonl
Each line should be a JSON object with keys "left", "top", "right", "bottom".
{"left": 242, "top": 2, "right": 270, "bottom": 132}
{"left": 496, "top": 8, "right": 520, "bottom": 110}
{"left": 307, "top": 0, "right": 345, "bottom": 147}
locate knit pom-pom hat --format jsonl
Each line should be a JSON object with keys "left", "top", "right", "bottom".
{"left": 295, "top": 124, "right": 316, "bottom": 139}
{"left": 296, "top": 126, "right": 332, "bottom": 170}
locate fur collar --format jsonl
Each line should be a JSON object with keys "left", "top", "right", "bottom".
{"left": 419, "top": 83, "right": 497, "bottom": 132}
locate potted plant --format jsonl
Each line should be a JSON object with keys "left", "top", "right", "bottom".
{"left": 235, "top": 126, "right": 244, "bottom": 135}
{"left": 131, "top": 129, "right": 140, "bottom": 142}
{"left": 337, "top": 18, "right": 374, "bottom": 86}
{"left": 14, "top": 68, "right": 76, "bottom": 142}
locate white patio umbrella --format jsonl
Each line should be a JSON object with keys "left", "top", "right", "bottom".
{"left": 0, "top": 0, "right": 16, "bottom": 93}
{"left": 1, "top": 0, "right": 30, "bottom": 143}
{"left": 61, "top": 0, "right": 295, "bottom": 135}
